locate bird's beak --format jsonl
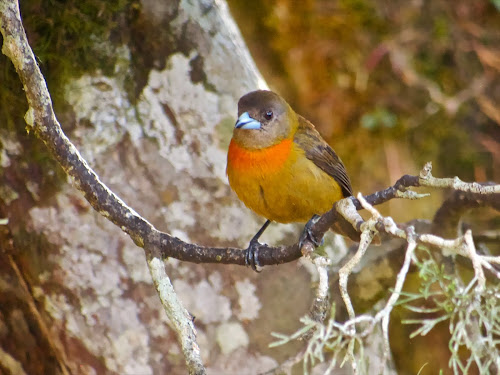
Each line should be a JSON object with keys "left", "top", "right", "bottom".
{"left": 235, "top": 112, "right": 261, "bottom": 130}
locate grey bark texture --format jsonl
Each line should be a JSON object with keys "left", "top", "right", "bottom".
{"left": 0, "top": 0, "right": 313, "bottom": 374}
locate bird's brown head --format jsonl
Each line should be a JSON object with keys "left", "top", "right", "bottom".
{"left": 232, "top": 90, "right": 298, "bottom": 150}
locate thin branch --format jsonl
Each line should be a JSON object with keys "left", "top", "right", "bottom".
{"left": 259, "top": 348, "right": 307, "bottom": 375}
{"left": 419, "top": 162, "right": 500, "bottom": 194}
{"left": 146, "top": 248, "right": 205, "bottom": 375}
{"left": 432, "top": 185, "right": 500, "bottom": 238}
{"left": 473, "top": 230, "right": 500, "bottom": 244}
{"left": 269, "top": 187, "right": 498, "bottom": 373}
{"left": 338, "top": 195, "right": 378, "bottom": 321}
{"left": 275, "top": 192, "right": 497, "bottom": 373}
{"left": 308, "top": 256, "right": 331, "bottom": 324}
{"left": 386, "top": 40, "right": 491, "bottom": 116}
{"left": 375, "top": 227, "right": 416, "bottom": 373}
{"left": 463, "top": 231, "right": 486, "bottom": 293}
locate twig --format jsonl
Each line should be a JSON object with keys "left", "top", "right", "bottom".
{"left": 386, "top": 41, "right": 491, "bottom": 116}
{"left": 309, "top": 256, "right": 331, "bottom": 323}
{"left": 375, "top": 227, "right": 416, "bottom": 373}
{"left": 270, "top": 190, "right": 498, "bottom": 374}
{"left": 338, "top": 194, "right": 378, "bottom": 321}
{"left": 336, "top": 194, "right": 416, "bottom": 366}
{"left": 419, "top": 162, "right": 500, "bottom": 194}
{"left": 146, "top": 248, "right": 205, "bottom": 375}
{"left": 473, "top": 230, "right": 500, "bottom": 243}
{"left": 463, "top": 230, "right": 486, "bottom": 294}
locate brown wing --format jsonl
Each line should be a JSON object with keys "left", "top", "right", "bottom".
{"left": 294, "top": 115, "right": 353, "bottom": 198}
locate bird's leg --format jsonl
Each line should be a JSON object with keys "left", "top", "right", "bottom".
{"left": 245, "top": 219, "right": 271, "bottom": 272}
{"left": 299, "top": 214, "right": 324, "bottom": 250}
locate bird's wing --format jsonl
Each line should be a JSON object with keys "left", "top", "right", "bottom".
{"left": 294, "top": 116, "right": 353, "bottom": 197}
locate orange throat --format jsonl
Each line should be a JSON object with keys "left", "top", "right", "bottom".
{"left": 227, "top": 138, "right": 293, "bottom": 175}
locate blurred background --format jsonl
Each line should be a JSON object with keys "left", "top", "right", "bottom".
{"left": 228, "top": 0, "right": 500, "bottom": 225}
{"left": 227, "top": 2, "right": 499, "bottom": 372}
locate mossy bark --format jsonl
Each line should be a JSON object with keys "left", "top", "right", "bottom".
{"left": 0, "top": 1, "right": 312, "bottom": 373}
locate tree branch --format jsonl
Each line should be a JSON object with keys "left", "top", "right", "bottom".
{"left": 2, "top": 0, "right": 498, "bottom": 272}
{"left": 432, "top": 183, "right": 500, "bottom": 238}
{"left": 269, "top": 191, "right": 498, "bottom": 373}
{"left": 1, "top": 0, "right": 497, "bottom": 271}
{"left": 0, "top": 2, "right": 206, "bottom": 374}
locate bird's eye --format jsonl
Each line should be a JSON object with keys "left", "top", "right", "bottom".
{"left": 264, "top": 110, "right": 273, "bottom": 120}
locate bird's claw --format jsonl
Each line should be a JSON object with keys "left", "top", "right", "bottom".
{"left": 245, "top": 238, "right": 262, "bottom": 272}
{"left": 299, "top": 214, "right": 324, "bottom": 250}
{"left": 244, "top": 220, "right": 271, "bottom": 272}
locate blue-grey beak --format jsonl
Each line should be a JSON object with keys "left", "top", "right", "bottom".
{"left": 235, "top": 112, "right": 261, "bottom": 130}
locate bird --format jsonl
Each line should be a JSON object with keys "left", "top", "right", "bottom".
{"left": 226, "top": 90, "right": 354, "bottom": 269}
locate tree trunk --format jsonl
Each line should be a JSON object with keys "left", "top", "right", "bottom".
{"left": 0, "top": 0, "right": 312, "bottom": 374}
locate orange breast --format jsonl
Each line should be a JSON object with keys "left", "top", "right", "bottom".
{"left": 227, "top": 138, "right": 343, "bottom": 223}
{"left": 227, "top": 138, "right": 293, "bottom": 176}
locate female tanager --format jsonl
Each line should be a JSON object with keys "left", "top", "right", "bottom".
{"left": 226, "top": 90, "right": 353, "bottom": 268}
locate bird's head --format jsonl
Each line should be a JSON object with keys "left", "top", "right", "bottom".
{"left": 232, "top": 90, "right": 297, "bottom": 150}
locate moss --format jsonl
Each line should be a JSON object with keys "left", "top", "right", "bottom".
{"left": 1, "top": 0, "right": 186, "bottom": 131}
{"left": 1, "top": 0, "right": 132, "bottom": 206}
{"left": 125, "top": 1, "right": 180, "bottom": 99}
{"left": 0, "top": 0, "right": 180, "bottom": 208}
{"left": 20, "top": 0, "right": 130, "bottom": 98}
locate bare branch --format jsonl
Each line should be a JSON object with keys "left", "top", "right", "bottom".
{"left": 259, "top": 349, "right": 306, "bottom": 375}
{"left": 308, "top": 256, "right": 331, "bottom": 323}
{"left": 419, "top": 162, "right": 500, "bottom": 194}
{"left": 375, "top": 227, "right": 416, "bottom": 373}
{"left": 1, "top": 0, "right": 496, "bottom": 273}
{"left": 338, "top": 194, "right": 378, "bottom": 321}
{"left": 463, "top": 231, "right": 486, "bottom": 293}
{"left": 146, "top": 249, "right": 205, "bottom": 375}
{"left": 387, "top": 41, "right": 491, "bottom": 116}
{"left": 474, "top": 230, "right": 500, "bottom": 244}
{"left": 272, "top": 190, "right": 498, "bottom": 373}
{"left": 432, "top": 185, "right": 500, "bottom": 238}
{"left": 6, "top": 253, "right": 70, "bottom": 375}
{"left": 0, "top": 2, "right": 206, "bottom": 373}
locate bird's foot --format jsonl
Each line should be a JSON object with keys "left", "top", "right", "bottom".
{"left": 244, "top": 220, "right": 271, "bottom": 272}
{"left": 245, "top": 238, "right": 262, "bottom": 272}
{"left": 299, "top": 214, "right": 324, "bottom": 251}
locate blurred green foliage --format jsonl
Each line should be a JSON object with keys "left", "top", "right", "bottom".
{"left": 360, "top": 108, "right": 397, "bottom": 130}
{"left": 490, "top": 0, "right": 500, "bottom": 11}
